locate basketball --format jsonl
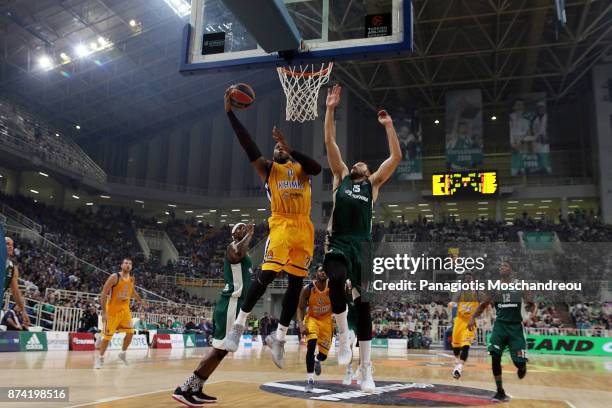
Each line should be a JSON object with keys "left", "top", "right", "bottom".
{"left": 227, "top": 83, "right": 255, "bottom": 109}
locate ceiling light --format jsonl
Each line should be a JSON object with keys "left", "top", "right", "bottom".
{"left": 447, "top": 208, "right": 458, "bottom": 212}
{"left": 420, "top": 209, "right": 431, "bottom": 212}
{"left": 209, "top": 209, "right": 217, "bottom": 212}
{"left": 196, "top": 215, "right": 203, "bottom": 218}
{"left": 418, "top": 203, "right": 429, "bottom": 207}
{"left": 491, "top": 116, "right": 497, "bottom": 121}
{"left": 257, "top": 208, "right": 266, "bottom": 211}
{"left": 434, "top": 119, "right": 440, "bottom": 124}
{"left": 507, "top": 206, "right": 517, "bottom": 210}
{"left": 55, "top": 133, "right": 60, "bottom": 137}
{"left": 30, "top": 189, "right": 39, "bottom": 194}
{"left": 168, "top": 204, "right": 177, "bottom": 208}
{"left": 221, "top": 214, "right": 227, "bottom": 217}
{"left": 241, "top": 214, "right": 249, "bottom": 216}
{"left": 134, "top": 199, "right": 144, "bottom": 204}
{"left": 75, "top": 125, "right": 81, "bottom": 130}
{"left": 540, "top": 200, "right": 552, "bottom": 203}
{"left": 478, "top": 208, "right": 488, "bottom": 211}
{"left": 157, "top": 221, "right": 163, "bottom": 224}
{"left": 72, "top": 195, "right": 80, "bottom": 199}
{"left": 185, "top": 210, "right": 193, "bottom": 213}
{"left": 478, "top": 201, "right": 488, "bottom": 205}
{"left": 446, "top": 203, "right": 456, "bottom": 206}
{"left": 164, "top": 211, "right": 170, "bottom": 215}
{"left": 129, "top": 19, "right": 137, "bottom": 27}
{"left": 38, "top": 55, "right": 53, "bottom": 70}
{"left": 221, "top": 220, "right": 226, "bottom": 223}
{"left": 571, "top": 199, "right": 583, "bottom": 202}
{"left": 86, "top": 202, "right": 93, "bottom": 206}
{"left": 74, "top": 44, "right": 90, "bottom": 58}
{"left": 100, "top": 195, "right": 110, "bottom": 199}
{"left": 387, "top": 204, "right": 398, "bottom": 207}
{"left": 38, "top": 172, "right": 49, "bottom": 177}
{"left": 523, "top": 203, "right": 534, "bottom": 207}
{"left": 538, "top": 206, "right": 549, "bottom": 209}
{"left": 508, "top": 200, "right": 519, "bottom": 204}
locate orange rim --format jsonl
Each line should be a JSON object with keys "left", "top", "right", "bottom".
{"left": 278, "top": 62, "right": 333, "bottom": 78}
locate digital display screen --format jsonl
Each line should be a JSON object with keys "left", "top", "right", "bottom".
{"left": 432, "top": 171, "right": 498, "bottom": 197}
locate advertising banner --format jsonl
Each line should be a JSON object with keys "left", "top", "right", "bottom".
{"left": 526, "top": 334, "right": 612, "bottom": 356}
{"left": 183, "top": 334, "right": 196, "bottom": 348}
{"left": 397, "top": 108, "right": 423, "bottom": 180}
{"left": 46, "top": 331, "right": 69, "bottom": 351}
{"left": 0, "top": 332, "right": 20, "bottom": 352}
{"left": 445, "top": 89, "right": 483, "bottom": 170}
{"left": 509, "top": 93, "right": 551, "bottom": 175}
{"left": 152, "top": 334, "right": 171, "bottom": 349}
{"left": 107, "top": 334, "right": 148, "bottom": 350}
{"left": 69, "top": 333, "right": 95, "bottom": 351}
{"left": 372, "top": 338, "right": 389, "bottom": 348}
{"left": 170, "top": 333, "right": 185, "bottom": 349}
{"left": 194, "top": 334, "right": 208, "bottom": 347}
{"left": 19, "top": 332, "right": 48, "bottom": 352}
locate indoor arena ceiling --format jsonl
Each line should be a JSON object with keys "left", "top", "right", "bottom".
{"left": 0, "top": 0, "right": 611, "bottom": 146}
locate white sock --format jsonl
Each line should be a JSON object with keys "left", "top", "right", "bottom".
{"left": 335, "top": 308, "right": 349, "bottom": 334}
{"left": 360, "top": 340, "right": 371, "bottom": 365}
{"left": 276, "top": 324, "right": 288, "bottom": 341}
{"left": 307, "top": 373, "right": 314, "bottom": 381}
{"left": 235, "top": 310, "right": 249, "bottom": 326}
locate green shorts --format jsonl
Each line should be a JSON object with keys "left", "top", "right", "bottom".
{"left": 488, "top": 321, "right": 528, "bottom": 363}
{"left": 212, "top": 295, "right": 244, "bottom": 350}
{"left": 324, "top": 235, "right": 367, "bottom": 291}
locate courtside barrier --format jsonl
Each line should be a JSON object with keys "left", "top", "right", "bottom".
{"left": 152, "top": 334, "right": 171, "bottom": 349}
{"left": 107, "top": 333, "right": 148, "bottom": 350}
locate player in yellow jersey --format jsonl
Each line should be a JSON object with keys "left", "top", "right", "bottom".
{"left": 95, "top": 257, "right": 146, "bottom": 369}
{"left": 449, "top": 271, "right": 480, "bottom": 379}
{"left": 222, "top": 89, "right": 322, "bottom": 370}
{"left": 296, "top": 265, "right": 333, "bottom": 392}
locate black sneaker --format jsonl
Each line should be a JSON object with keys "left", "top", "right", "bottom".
{"left": 172, "top": 387, "right": 205, "bottom": 407}
{"left": 314, "top": 359, "right": 322, "bottom": 376}
{"left": 192, "top": 388, "right": 217, "bottom": 404}
{"left": 517, "top": 365, "right": 527, "bottom": 379}
{"left": 491, "top": 390, "right": 510, "bottom": 402}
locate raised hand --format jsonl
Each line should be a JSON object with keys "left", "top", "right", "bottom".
{"left": 272, "top": 126, "right": 292, "bottom": 153}
{"left": 326, "top": 84, "right": 342, "bottom": 108}
{"left": 377, "top": 109, "right": 393, "bottom": 126}
{"left": 224, "top": 88, "right": 232, "bottom": 112}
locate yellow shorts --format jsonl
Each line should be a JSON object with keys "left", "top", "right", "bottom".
{"left": 452, "top": 316, "right": 475, "bottom": 348}
{"left": 262, "top": 215, "right": 314, "bottom": 277}
{"left": 304, "top": 315, "right": 333, "bottom": 356}
{"left": 103, "top": 309, "right": 134, "bottom": 340}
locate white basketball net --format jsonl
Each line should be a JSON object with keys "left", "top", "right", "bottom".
{"left": 277, "top": 62, "right": 333, "bottom": 122}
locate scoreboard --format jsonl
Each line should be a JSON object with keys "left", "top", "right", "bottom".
{"left": 432, "top": 171, "right": 498, "bottom": 197}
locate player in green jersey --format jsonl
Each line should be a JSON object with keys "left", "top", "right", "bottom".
{"left": 173, "top": 223, "right": 254, "bottom": 407}
{"left": 323, "top": 84, "right": 401, "bottom": 392}
{"left": 468, "top": 261, "right": 536, "bottom": 401}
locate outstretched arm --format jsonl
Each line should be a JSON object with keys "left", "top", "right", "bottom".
{"left": 225, "top": 90, "right": 271, "bottom": 181}
{"left": 369, "top": 110, "right": 402, "bottom": 193}
{"left": 99, "top": 274, "right": 118, "bottom": 324}
{"left": 467, "top": 293, "right": 493, "bottom": 331}
{"left": 324, "top": 85, "right": 349, "bottom": 187}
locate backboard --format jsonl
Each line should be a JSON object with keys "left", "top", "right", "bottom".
{"left": 180, "top": 0, "right": 412, "bottom": 73}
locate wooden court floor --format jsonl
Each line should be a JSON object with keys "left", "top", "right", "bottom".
{"left": 0, "top": 345, "right": 610, "bottom": 407}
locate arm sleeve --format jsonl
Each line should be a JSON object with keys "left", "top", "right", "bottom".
{"left": 227, "top": 111, "right": 262, "bottom": 162}
{"left": 291, "top": 150, "right": 322, "bottom": 175}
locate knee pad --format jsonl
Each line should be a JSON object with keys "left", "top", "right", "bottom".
{"left": 460, "top": 345, "right": 470, "bottom": 361}
{"left": 257, "top": 269, "right": 276, "bottom": 286}
{"left": 214, "top": 349, "right": 228, "bottom": 361}
{"left": 491, "top": 354, "right": 502, "bottom": 376}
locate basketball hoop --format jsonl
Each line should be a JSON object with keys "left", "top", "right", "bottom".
{"left": 277, "top": 62, "right": 333, "bottom": 123}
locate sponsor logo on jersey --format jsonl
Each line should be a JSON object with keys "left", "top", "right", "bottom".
{"left": 278, "top": 180, "right": 304, "bottom": 189}
{"left": 265, "top": 250, "right": 274, "bottom": 260}
{"left": 287, "top": 168, "right": 294, "bottom": 178}
{"left": 344, "top": 189, "right": 369, "bottom": 202}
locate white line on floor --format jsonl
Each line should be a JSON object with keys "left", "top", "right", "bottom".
{"left": 66, "top": 381, "right": 222, "bottom": 407}
{"left": 262, "top": 382, "right": 329, "bottom": 394}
